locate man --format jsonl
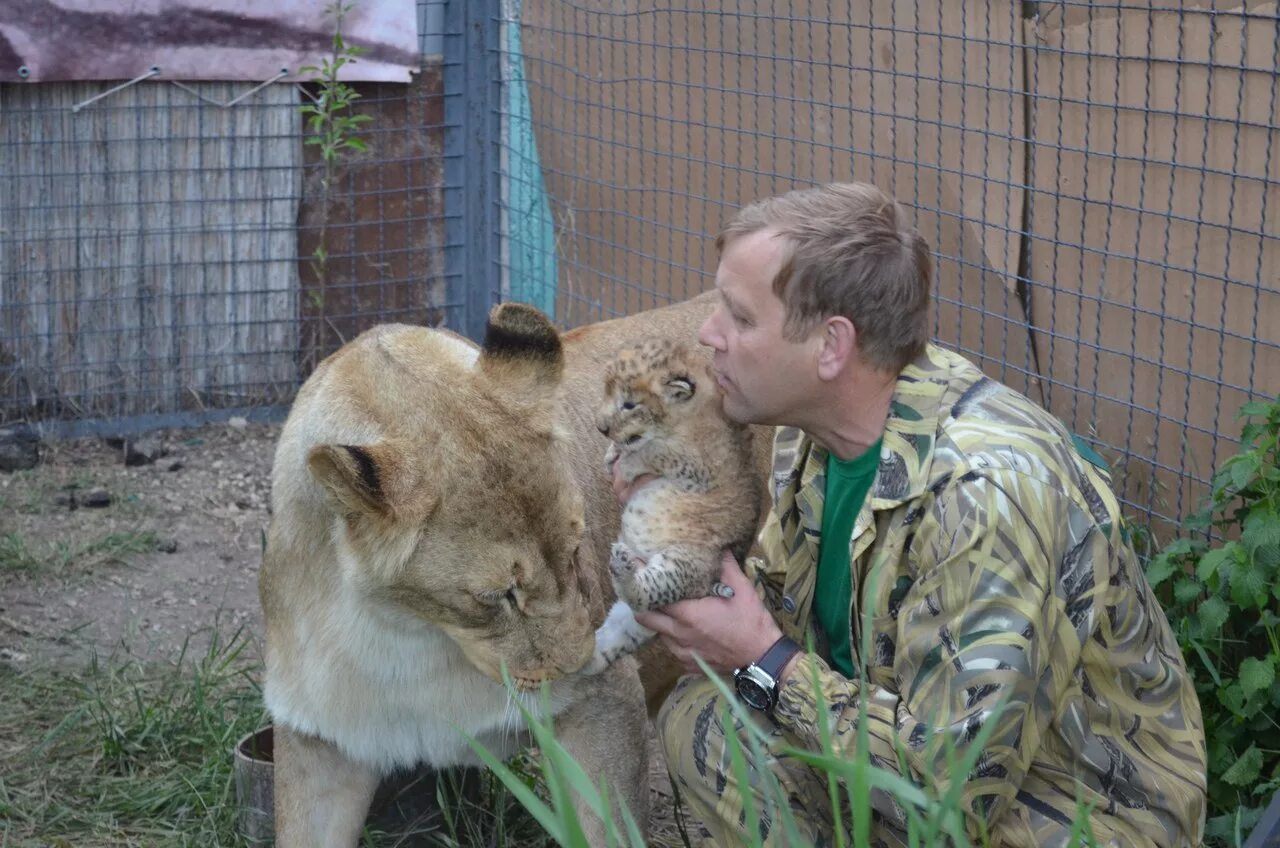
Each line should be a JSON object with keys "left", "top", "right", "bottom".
{"left": 628, "top": 182, "right": 1207, "bottom": 847}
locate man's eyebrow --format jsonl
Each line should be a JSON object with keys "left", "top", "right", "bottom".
{"left": 718, "top": 288, "right": 745, "bottom": 314}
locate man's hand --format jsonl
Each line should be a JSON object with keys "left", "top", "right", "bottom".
{"left": 634, "top": 551, "right": 784, "bottom": 676}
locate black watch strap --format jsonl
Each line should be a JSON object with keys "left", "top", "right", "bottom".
{"left": 756, "top": 635, "right": 802, "bottom": 681}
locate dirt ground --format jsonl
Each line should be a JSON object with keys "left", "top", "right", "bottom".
{"left": 0, "top": 422, "right": 271, "bottom": 666}
{"left": 0, "top": 421, "right": 686, "bottom": 845}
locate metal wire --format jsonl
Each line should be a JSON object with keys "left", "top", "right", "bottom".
{"left": 494, "top": 1, "right": 1279, "bottom": 531}
{"left": 0, "top": 0, "right": 456, "bottom": 431}
{"left": 0, "top": 1, "right": 1275, "bottom": 536}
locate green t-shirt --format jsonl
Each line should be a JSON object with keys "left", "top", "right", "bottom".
{"left": 815, "top": 438, "right": 882, "bottom": 679}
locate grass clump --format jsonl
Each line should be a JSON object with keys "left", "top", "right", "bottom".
{"left": 0, "top": 531, "right": 43, "bottom": 573}
{"left": 475, "top": 571, "right": 1105, "bottom": 848}
{"left": 0, "top": 528, "right": 161, "bottom": 576}
{"left": 474, "top": 658, "right": 1106, "bottom": 848}
{"left": 359, "top": 765, "right": 556, "bottom": 848}
{"left": 0, "top": 627, "right": 558, "bottom": 848}
{"left": 0, "top": 628, "right": 267, "bottom": 846}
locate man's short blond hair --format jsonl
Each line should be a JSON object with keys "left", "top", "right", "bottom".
{"left": 716, "top": 182, "right": 933, "bottom": 374}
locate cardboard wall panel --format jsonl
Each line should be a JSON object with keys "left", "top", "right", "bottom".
{"left": 519, "top": 1, "right": 1033, "bottom": 392}
{"left": 1025, "top": 2, "right": 1280, "bottom": 524}
{"left": 517, "top": 1, "right": 1278, "bottom": 527}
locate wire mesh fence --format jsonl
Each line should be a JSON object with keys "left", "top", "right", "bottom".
{"left": 0, "top": 1, "right": 1276, "bottom": 533}
{"left": 497, "top": 0, "right": 1279, "bottom": 532}
{"left": 0, "top": 0, "right": 457, "bottom": 434}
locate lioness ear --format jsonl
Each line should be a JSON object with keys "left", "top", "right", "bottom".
{"left": 308, "top": 444, "right": 389, "bottom": 516}
{"left": 479, "top": 302, "right": 563, "bottom": 392}
{"left": 307, "top": 442, "right": 435, "bottom": 520}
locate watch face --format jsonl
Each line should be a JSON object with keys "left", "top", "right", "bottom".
{"left": 735, "top": 673, "right": 772, "bottom": 711}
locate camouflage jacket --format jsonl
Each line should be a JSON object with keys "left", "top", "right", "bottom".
{"left": 756, "top": 344, "right": 1207, "bottom": 848}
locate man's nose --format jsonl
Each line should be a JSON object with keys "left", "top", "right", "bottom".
{"left": 697, "top": 313, "right": 722, "bottom": 350}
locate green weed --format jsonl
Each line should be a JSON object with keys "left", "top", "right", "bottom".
{"left": 1145, "top": 394, "right": 1280, "bottom": 842}
{"left": 0, "top": 628, "right": 266, "bottom": 846}
{"left": 471, "top": 570, "right": 1109, "bottom": 848}
{"left": 0, "top": 528, "right": 161, "bottom": 576}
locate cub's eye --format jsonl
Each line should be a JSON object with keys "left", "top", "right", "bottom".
{"left": 666, "top": 375, "right": 695, "bottom": 400}
{"left": 504, "top": 586, "right": 519, "bottom": 606}
{"left": 625, "top": 434, "right": 642, "bottom": 446}
{"left": 621, "top": 400, "right": 637, "bottom": 411}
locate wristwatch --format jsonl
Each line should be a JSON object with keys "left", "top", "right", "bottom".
{"left": 733, "top": 635, "right": 802, "bottom": 713}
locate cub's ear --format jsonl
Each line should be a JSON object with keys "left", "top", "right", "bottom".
{"left": 664, "top": 375, "right": 695, "bottom": 402}
{"left": 307, "top": 442, "right": 435, "bottom": 521}
{"left": 479, "top": 302, "right": 563, "bottom": 391}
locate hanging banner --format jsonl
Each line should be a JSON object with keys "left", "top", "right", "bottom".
{"left": 0, "top": 0, "right": 420, "bottom": 83}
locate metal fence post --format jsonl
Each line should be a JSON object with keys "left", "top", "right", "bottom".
{"left": 442, "top": 0, "right": 503, "bottom": 341}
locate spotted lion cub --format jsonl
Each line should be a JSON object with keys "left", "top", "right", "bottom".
{"left": 583, "top": 339, "right": 762, "bottom": 674}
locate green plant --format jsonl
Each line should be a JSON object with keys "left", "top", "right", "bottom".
{"left": 299, "top": 0, "right": 372, "bottom": 365}
{"left": 0, "top": 629, "right": 554, "bottom": 848}
{"left": 0, "top": 627, "right": 268, "bottom": 845}
{"left": 0, "top": 528, "right": 160, "bottom": 575}
{"left": 358, "top": 764, "right": 555, "bottom": 847}
{"left": 472, "top": 580, "right": 1105, "bottom": 848}
{"left": 1145, "top": 395, "right": 1280, "bottom": 842}
{"left": 0, "top": 531, "right": 42, "bottom": 572}
{"left": 467, "top": 670, "right": 648, "bottom": 848}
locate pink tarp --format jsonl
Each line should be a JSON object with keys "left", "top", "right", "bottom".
{"left": 0, "top": 0, "right": 419, "bottom": 83}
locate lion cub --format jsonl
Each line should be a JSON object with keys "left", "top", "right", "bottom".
{"left": 583, "top": 339, "right": 761, "bottom": 674}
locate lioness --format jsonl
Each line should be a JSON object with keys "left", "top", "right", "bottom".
{"left": 260, "top": 293, "right": 768, "bottom": 846}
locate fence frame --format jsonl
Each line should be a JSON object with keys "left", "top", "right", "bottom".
{"left": 443, "top": 0, "right": 505, "bottom": 342}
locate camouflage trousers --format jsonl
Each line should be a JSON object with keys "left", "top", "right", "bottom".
{"left": 657, "top": 673, "right": 855, "bottom": 848}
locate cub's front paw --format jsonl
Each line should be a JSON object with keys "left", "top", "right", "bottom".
{"left": 581, "top": 600, "right": 638, "bottom": 675}
{"left": 609, "top": 543, "right": 650, "bottom": 607}
{"left": 609, "top": 542, "right": 644, "bottom": 582}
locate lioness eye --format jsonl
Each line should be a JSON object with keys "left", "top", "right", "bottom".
{"left": 625, "top": 434, "right": 641, "bottom": 445}
{"left": 479, "top": 583, "right": 520, "bottom": 609}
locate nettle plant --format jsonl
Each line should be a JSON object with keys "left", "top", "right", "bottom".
{"left": 1146, "top": 395, "right": 1280, "bottom": 840}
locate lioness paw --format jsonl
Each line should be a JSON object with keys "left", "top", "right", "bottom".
{"left": 581, "top": 651, "right": 611, "bottom": 675}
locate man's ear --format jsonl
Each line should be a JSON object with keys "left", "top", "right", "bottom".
{"left": 307, "top": 441, "right": 436, "bottom": 520}
{"left": 816, "top": 316, "right": 856, "bottom": 381}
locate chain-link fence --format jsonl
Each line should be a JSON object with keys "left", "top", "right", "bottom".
{"left": 1, "top": 1, "right": 1276, "bottom": 531}
{"left": 497, "top": 0, "right": 1279, "bottom": 531}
